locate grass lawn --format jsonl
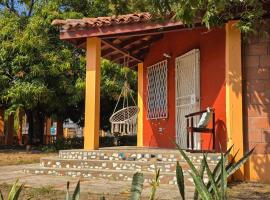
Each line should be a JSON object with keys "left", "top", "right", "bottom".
{"left": 0, "top": 150, "right": 57, "bottom": 166}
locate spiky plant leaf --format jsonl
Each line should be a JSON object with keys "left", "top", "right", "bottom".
{"left": 8, "top": 179, "right": 23, "bottom": 200}
{"left": 227, "top": 148, "right": 255, "bottom": 176}
{"left": 194, "top": 157, "right": 206, "bottom": 200}
{"left": 66, "top": 181, "right": 70, "bottom": 200}
{"left": 225, "top": 149, "right": 239, "bottom": 172}
{"left": 130, "top": 172, "right": 144, "bottom": 200}
{"left": 203, "top": 155, "right": 219, "bottom": 198}
{"left": 176, "top": 161, "right": 185, "bottom": 200}
{"left": 149, "top": 168, "right": 160, "bottom": 200}
{"left": 12, "top": 184, "right": 23, "bottom": 200}
{"left": 0, "top": 190, "right": 3, "bottom": 200}
{"left": 175, "top": 143, "right": 200, "bottom": 177}
{"left": 72, "top": 181, "right": 80, "bottom": 200}
{"left": 220, "top": 152, "right": 227, "bottom": 199}
{"left": 189, "top": 171, "right": 212, "bottom": 200}
{"left": 206, "top": 145, "right": 234, "bottom": 192}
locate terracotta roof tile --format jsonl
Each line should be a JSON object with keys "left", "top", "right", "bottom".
{"left": 52, "top": 13, "right": 152, "bottom": 30}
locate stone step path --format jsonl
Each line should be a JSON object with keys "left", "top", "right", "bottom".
{"left": 24, "top": 147, "right": 220, "bottom": 199}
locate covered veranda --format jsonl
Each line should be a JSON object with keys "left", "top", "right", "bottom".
{"left": 52, "top": 14, "right": 244, "bottom": 179}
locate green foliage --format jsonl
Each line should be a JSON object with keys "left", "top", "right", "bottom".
{"left": 130, "top": 172, "right": 144, "bottom": 200}
{"left": 150, "top": 0, "right": 266, "bottom": 35}
{"left": 175, "top": 143, "right": 254, "bottom": 200}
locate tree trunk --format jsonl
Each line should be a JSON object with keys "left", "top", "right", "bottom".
{"left": 0, "top": 107, "right": 4, "bottom": 136}
{"left": 0, "top": 107, "right": 4, "bottom": 145}
{"left": 26, "top": 110, "right": 34, "bottom": 145}
{"left": 38, "top": 113, "right": 44, "bottom": 145}
{"left": 45, "top": 117, "right": 51, "bottom": 144}
{"left": 17, "top": 109, "right": 24, "bottom": 145}
{"left": 5, "top": 113, "right": 14, "bottom": 145}
{"left": 56, "top": 119, "right": 64, "bottom": 139}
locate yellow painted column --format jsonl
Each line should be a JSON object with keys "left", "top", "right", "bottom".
{"left": 225, "top": 20, "right": 244, "bottom": 180}
{"left": 137, "top": 63, "right": 144, "bottom": 147}
{"left": 84, "top": 37, "right": 101, "bottom": 150}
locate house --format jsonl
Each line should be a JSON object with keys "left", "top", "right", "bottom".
{"left": 52, "top": 13, "right": 270, "bottom": 183}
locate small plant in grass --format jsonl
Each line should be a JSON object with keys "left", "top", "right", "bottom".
{"left": 149, "top": 168, "right": 160, "bottom": 200}
{"left": 0, "top": 179, "right": 23, "bottom": 200}
{"left": 66, "top": 181, "right": 80, "bottom": 200}
{"left": 175, "top": 144, "right": 254, "bottom": 200}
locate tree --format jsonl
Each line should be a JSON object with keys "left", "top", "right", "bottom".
{"left": 0, "top": 0, "right": 138, "bottom": 145}
{"left": 149, "top": 0, "right": 267, "bottom": 35}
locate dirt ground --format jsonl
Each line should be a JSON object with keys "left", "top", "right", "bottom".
{"left": 0, "top": 150, "right": 57, "bottom": 166}
{"left": 0, "top": 150, "right": 268, "bottom": 199}
{"left": 0, "top": 181, "right": 269, "bottom": 200}
{"left": 228, "top": 182, "right": 270, "bottom": 200}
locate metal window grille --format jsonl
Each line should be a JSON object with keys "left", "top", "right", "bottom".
{"left": 147, "top": 60, "right": 168, "bottom": 119}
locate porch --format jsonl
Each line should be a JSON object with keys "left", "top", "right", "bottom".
{"left": 51, "top": 13, "right": 244, "bottom": 179}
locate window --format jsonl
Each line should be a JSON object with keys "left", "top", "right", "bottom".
{"left": 147, "top": 60, "right": 168, "bottom": 119}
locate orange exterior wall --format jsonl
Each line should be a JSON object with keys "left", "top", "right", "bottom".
{"left": 142, "top": 28, "right": 227, "bottom": 150}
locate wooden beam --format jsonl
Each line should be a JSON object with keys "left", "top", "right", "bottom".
{"left": 126, "top": 35, "right": 163, "bottom": 53}
{"left": 101, "top": 39, "right": 143, "bottom": 62}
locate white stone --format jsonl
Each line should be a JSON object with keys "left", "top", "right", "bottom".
{"left": 112, "top": 153, "right": 118, "bottom": 157}
{"left": 102, "top": 163, "right": 106, "bottom": 167}
{"left": 113, "top": 163, "right": 117, "bottom": 167}
{"left": 165, "top": 164, "right": 170, "bottom": 169}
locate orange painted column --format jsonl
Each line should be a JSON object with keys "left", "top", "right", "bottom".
{"left": 225, "top": 20, "right": 244, "bottom": 180}
{"left": 84, "top": 37, "right": 101, "bottom": 150}
{"left": 137, "top": 63, "right": 144, "bottom": 147}
{"left": 6, "top": 114, "right": 14, "bottom": 145}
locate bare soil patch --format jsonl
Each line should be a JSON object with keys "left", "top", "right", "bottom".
{"left": 228, "top": 182, "right": 270, "bottom": 200}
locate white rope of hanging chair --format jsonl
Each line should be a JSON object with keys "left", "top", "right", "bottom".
{"left": 109, "top": 56, "right": 139, "bottom": 135}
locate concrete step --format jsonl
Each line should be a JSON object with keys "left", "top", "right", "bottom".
{"left": 40, "top": 157, "right": 217, "bottom": 173}
{"left": 59, "top": 148, "right": 220, "bottom": 165}
{"left": 24, "top": 166, "right": 201, "bottom": 186}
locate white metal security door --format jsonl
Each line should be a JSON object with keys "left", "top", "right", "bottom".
{"left": 175, "top": 49, "right": 200, "bottom": 149}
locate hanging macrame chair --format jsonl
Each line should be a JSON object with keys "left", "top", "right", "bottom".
{"left": 109, "top": 56, "right": 139, "bottom": 136}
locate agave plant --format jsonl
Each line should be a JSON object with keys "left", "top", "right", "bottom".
{"left": 175, "top": 144, "right": 254, "bottom": 200}
{"left": 0, "top": 179, "right": 23, "bottom": 200}
{"left": 66, "top": 181, "right": 80, "bottom": 200}
{"left": 130, "top": 172, "right": 144, "bottom": 200}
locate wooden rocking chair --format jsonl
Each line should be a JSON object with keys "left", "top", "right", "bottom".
{"left": 185, "top": 108, "right": 215, "bottom": 151}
